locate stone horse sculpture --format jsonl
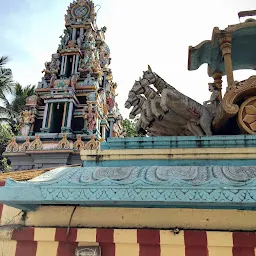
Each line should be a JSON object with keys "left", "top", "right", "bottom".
{"left": 125, "top": 66, "right": 213, "bottom": 136}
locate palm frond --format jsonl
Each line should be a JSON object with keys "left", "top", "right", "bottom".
{"left": 0, "top": 56, "right": 9, "bottom": 68}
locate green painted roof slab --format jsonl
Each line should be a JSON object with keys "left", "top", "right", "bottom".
{"left": 1, "top": 165, "right": 256, "bottom": 211}
{"left": 188, "top": 20, "right": 256, "bottom": 76}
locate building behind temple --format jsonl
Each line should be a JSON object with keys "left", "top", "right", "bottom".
{"left": 4, "top": 0, "right": 123, "bottom": 171}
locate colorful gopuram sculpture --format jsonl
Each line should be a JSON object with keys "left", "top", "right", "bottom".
{"left": 126, "top": 15, "right": 256, "bottom": 136}
{"left": 4, "top": 0, "right": 122, "bottom": 171}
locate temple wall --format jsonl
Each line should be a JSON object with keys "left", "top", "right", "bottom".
{"left": 1, "top": 135, "right": 256, "bottom": 255}
{"left": 1, "top": 203, "right": 256, "bottom": 255}
{"left": 2, "top": 205, "right": 256, "bottom": 231}
{"left": 0, "top": 227, "right": 256, "bottom": 256}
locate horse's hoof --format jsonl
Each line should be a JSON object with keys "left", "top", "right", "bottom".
{"left": 148, "top": 121, "right": 155, "bottom": 128}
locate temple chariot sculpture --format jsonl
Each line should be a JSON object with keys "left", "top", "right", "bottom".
{"left": 126, "top": 12, "right": 256, "bottom": 136}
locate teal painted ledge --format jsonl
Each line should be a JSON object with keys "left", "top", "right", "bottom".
{"left": 1, "top": 166, "right": 256, "bottom": 211}
{"left": 101, "top": 135, "right": 256, "bottom": 150}
{"left": 82, "top": 159, "right": 256, "bottom": 168}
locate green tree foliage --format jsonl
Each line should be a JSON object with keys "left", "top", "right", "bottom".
{"left": 122, "top": 118, "right": 139, "bottom": 137}
{"left": 0, "top": 123, "right": 13, "bottom": 154}
{"left": 0, "top": 83, "right": 35, "bottom": 133}
{"left": 0, "top": 56, "right": 35, "bottom": 171}
{"left": 0, "top": 56, "right": 13, "bottom": 93}
{"left": 0, "top": 124, "right": 13, "bottom": 172}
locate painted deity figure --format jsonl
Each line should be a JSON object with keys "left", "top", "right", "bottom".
{"left": 83, "top": 73, "right": 99, "bottom": 87}
{"left": 203, "top": 83, "right": 220, "bottom": 115}
{"left": 98, "top": 88, "right": 108, "bottom": 115}
{"left": 59, "top": 30, "right": 70, "bottom": 50}
{"left": 63, "top": 30, "right": 70, "bottom": 45}
{"left": 99, "top": 44, "right": 111, "bottom": 69}
{"left": 106, "top": 97, "right": 115, "bottom": 113}
{"left": 43, "top": 54, "right": 60, "bottom": 78}
{"left": 42, "top": 62, "right": 51, "bottom": 80}
{"left": 112, "top": 122, "right": 121, "bottom": 138}
{"left": 79, "top": 50, "right": 95, "bottom": 73}
{"left": 92, "top": 57, "right": 102, "bottom": 76}
{"left": 50, "top": 74, "right": 57, "bottom": 88}
{"left": 19, "top": 110, "right": 35, "bottom": 136}
{"left": 83, "top": 104, "right": 97, "bottom": 132}
{"left": 65, "top": 13, "right": 71, "bottom": 25}
{"left": 49, "top": 54, "right": 61, "bottom": 73}
{"left": 77, "top": 32, "right": 84, "bottom": 48}
{"left": 111, "top": 83, "right": 118, "bottom": 97}
{"left": 84, "top": 30, "right": 96, "bottom": 50}
{"left": 71, "top": 74, "right": 79, "bottom": 88}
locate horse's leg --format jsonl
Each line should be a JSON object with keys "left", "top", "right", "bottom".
{"left": 199, "top": 110, "right": 213, "bottom": 136}
{"left": 150, "top": 99, "right": 164, "bottom": 120}
{"left": 140, "top": 111, "right": 150, "bottom": 129}
{"left": 186, "top": 121, "right": 198, "bottom": 136}
{"left": 145, "top": 102, "right": 155, "bottom": 122}
{"left": 160, "top": 90, "right": 170, "bottom": 113}
{"left": 190, "top": 121, "right": 204, "bottom": 136}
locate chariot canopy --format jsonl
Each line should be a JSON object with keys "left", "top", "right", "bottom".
{"left": 188, "top": 14, "right": 256, "bottom": 77}
{"left": 187, "top": 11, "right": 256, "bottom": 134}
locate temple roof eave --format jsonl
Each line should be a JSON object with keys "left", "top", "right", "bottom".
{"left": 1, "top": 165, "right": 256, "bottom": 211}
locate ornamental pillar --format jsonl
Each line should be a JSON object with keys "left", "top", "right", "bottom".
{"left": 74, "top": 55, "right": 79, "bottom": 74}
{"left": 72, "top": 55, "right": 76, "bottom": 74}
{"left": 219, "top": 34, "right": 234, "bottom": 88}
{"left": 212, "top": 71, "right": 223, "bottom": 100}
{"left": 60, "top": 56, "right": 65, "bottom": 76}
{"left": 109, "top": 119, "right": 114, "bottom": 138}
{"left": 42, "top": 103, "right": 49, "bottom": 129}
{"left": 101, "top": 125, "right": 106, "bottom": 140}
{"left": 67, "top": 102, "right": 74, "bottom": 128}
{"left": 62, "top": 103, "right": 68, "bottom": 127}
{"left": 72, "top": 28, "right": 77, "bottom": 40}
{"left": 63, "top": 56, "right": 68, "bottom": 75}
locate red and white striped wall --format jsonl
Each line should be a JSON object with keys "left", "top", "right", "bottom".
{"left": 0, "top": 227, "right": 255, "bottom": 256}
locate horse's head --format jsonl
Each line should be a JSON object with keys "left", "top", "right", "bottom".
{"left": 129, "top": 95, "right": 147, "bottom": 119}
{"left": 125, "top": 90, "right": 137, "bottom": 109}
{"left": 131, "top": 80, "right": 144, "bottom": 94}
{"left": 129, "top": 105, "right": 141, "bottom": 119}
{"left": 142, "top": 65, "right": 157, "bottom": 84}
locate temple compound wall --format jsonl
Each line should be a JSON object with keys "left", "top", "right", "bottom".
{"left": 1, "top": 136, "right": 256, "bottom": 256}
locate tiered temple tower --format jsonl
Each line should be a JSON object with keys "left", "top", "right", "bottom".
{"left": 4, "top": 0, "right": 123, "bottom": 171}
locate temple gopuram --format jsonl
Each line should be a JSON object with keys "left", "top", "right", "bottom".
{"left": 4, "top": 0, "right": 123, "bottom": 171}
{"left": 1, "top": 3, "right": 256, "bottom": 256}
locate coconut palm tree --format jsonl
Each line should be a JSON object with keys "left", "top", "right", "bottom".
{"left": 0, "top": 56, "right": 13, "bottom": 93}
{"left": 0, "top": 83, "right": 35, "bottom": 133}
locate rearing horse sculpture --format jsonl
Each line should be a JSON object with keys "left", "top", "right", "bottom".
{"left": 141, "top": 66, "right": 213, "bottom": 136}
{"left": 125, "top": 66, "right": 213, "bottom": 136}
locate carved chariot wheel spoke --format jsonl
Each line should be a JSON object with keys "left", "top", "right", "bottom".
{"left": 238, "top": 96, "right": 256, "bottom": 134}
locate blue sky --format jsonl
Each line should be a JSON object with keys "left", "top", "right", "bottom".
{"left": 0, "top": 0, "right": 255, "bottom": 117}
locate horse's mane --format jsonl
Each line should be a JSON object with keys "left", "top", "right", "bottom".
{"left": 153, "top": 72, "right": 174, "bottom": 92}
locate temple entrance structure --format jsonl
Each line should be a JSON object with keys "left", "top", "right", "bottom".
{"left": 4, "top": 0, "right": 123, "bottom": 171}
